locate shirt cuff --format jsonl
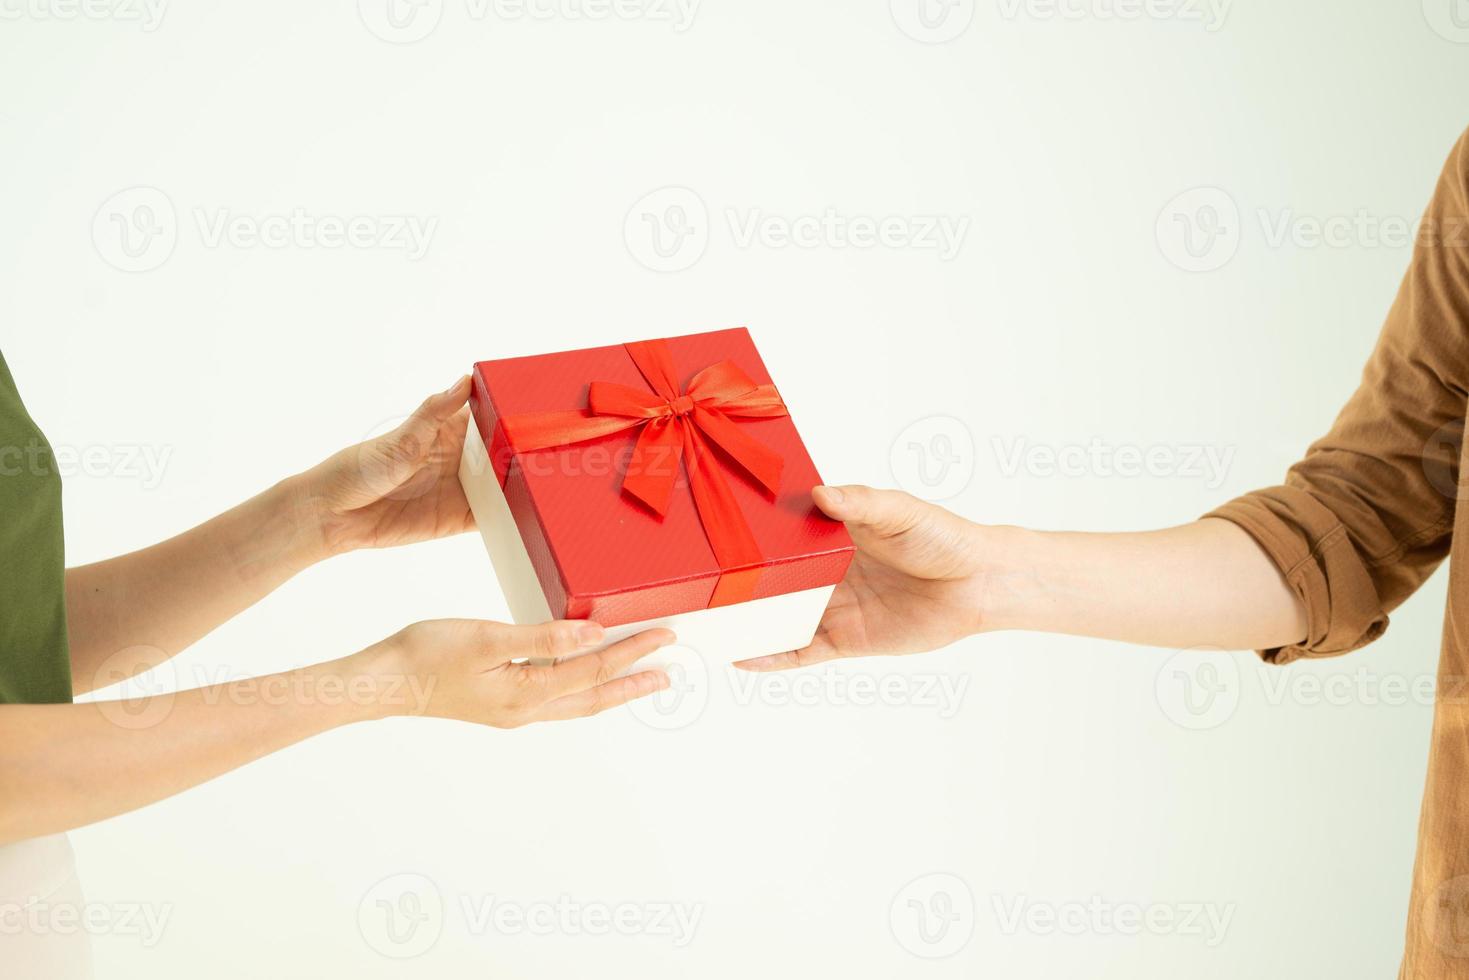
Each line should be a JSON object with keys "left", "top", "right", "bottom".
{"left": 1205, "top": 487, "right": 1388, "bottom": 664}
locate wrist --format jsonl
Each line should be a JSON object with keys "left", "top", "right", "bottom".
{"left": 344, "top": 640, "right": 419, "bottom": 722}
{"left": 966, "top": 523, "right": 1047, "bottom": 635}
{"left": 269, "top": 474, "right": 338, "bottom": 567}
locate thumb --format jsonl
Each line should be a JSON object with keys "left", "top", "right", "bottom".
{"left": 813, "top": 484, "right": 925, "bottom": 539}
{"left": 813, "top": 484, "right": 974, "bottom": 580}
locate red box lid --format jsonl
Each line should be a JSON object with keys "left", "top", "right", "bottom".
{"left": 470, "top": 327, "right": 854, "bottom": 627}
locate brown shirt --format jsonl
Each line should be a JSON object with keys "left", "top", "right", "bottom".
{"left": 1207, "top": 127, "right": 1469, "bottom": 978}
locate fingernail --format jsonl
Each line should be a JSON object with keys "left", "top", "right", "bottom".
{"left": 443, "top": 375, "right": 467, "bottom": 396}
{"left": 576, "top": 622, "right": 605, "bottom": 648}
{"left": 820, "top": 485, "right": 844, "bottom": 504}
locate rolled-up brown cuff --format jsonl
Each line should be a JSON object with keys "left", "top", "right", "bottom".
{"left": 1205, "top": 486, "right": 1388, "bottom": 665}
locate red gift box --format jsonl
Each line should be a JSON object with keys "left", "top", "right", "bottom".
{"left": 465, "top": 327, "right": 853, "bottom": 630}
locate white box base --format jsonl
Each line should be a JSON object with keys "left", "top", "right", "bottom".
{"left": 458, "top": 419, "right": 835, "bottom": 670}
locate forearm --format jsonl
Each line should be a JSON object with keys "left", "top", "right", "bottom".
{"left": 65, "top": 477, "right": 326, "bottom": 693}
{"left": 0, "top": 650, "right": 396, "bottom": 845}
{"left": 978, "top": 518, "right": 1308, "bottom": 652}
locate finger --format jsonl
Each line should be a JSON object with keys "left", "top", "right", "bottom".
{"left": 535, "top": 628, "right": 676, "bottom": 696}
{"left": 381, "top": 376, "right": 473, "bottom": 468}
{"left": 420, "top": 375, "right": 472, "bottom": 420}
{"left": 536, "top": 669, "right": 670, "bottom": 722}
{"left": 733, "top": 633, "right": 840, "bottom": 672}
{"left": 813, "top": 485, "right": 924, "bottom": 540}
{"left": 476, "top": 619, "right": 606, "bottom": 667}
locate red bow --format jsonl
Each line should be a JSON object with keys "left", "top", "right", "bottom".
{"left": 498, "top": 339, "right": 789, "bottom": 606}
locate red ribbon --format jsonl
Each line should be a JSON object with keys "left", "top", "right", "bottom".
{"left": 498, "top": 339, "right": 788, "bottom": 607}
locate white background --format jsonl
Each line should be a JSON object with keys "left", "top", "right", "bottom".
{"left": 4, "top": 0, "right": 1469, "bottom": 976}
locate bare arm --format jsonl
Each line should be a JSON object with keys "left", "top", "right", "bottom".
{"left": 65, "top": 377, "right": 476, "bottom": 694}
{"left": 736, "top": 486, "right": 1306, "bottom": 671}
{"left": 0, "top": 620, "right": 672, "bottom": 845}
{"left": 65, "top": 480, "right": 320, "bottom": 693}
{"left": 979, "top": 518, "right": 1307, "bottom": 651}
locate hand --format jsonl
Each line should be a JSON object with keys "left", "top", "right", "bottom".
{"left": 359, "top": 619, "right": 675, "bottom": 727}
{"left": 734, "top": 485, "right": 985, "bottom": 671}
{"left": 294, "top": 376, "right": 478, "bottom": 558}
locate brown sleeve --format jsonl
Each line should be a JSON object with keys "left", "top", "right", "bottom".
{"left": 1206, "top": 127, "right": 1469, "bottom": 665}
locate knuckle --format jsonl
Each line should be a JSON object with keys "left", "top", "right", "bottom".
{"left": 539, "top": 624, "right": 576, "bottom": 659}
{"left": 593, "top": 653, "right": 620, "bottom": 688}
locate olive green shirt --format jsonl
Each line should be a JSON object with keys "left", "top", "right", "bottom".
{"left": 0, "top": 351, "right": 72, "bottom": 704}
